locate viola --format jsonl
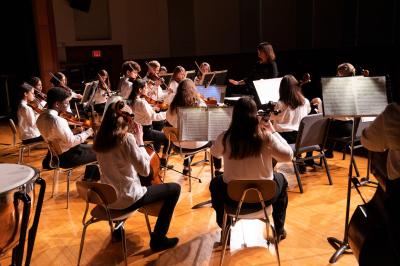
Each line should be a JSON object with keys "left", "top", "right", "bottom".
{"left": 198, "top": 93, "right": 218, "bottom": 106}
{"left": 114, "top": 100, "right": 164, "bottom": 185}
{"left": 28, "top": 100, "right": 44, "bottom": 114}
{"left": 141, "top": 95, "right": 169, "bottom": 111}
{"left": 60, "top": 112, "right": 92, "bottom": 128}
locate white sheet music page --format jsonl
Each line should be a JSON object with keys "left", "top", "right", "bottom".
{"left": 178, "top": 108, "right": 208, "bottom": 141}
{"left": 322, "top": 76, "right": 387, "bottom": 117}
{"left": 253, "top": 77, "right": 282, "bottom": 104}
{"left": 207, "top": 107, "right": 233, "bottom": 140}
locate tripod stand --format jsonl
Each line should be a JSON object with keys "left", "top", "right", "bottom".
{"left": 327, "top": 118, "right": 356, "bottom": 263}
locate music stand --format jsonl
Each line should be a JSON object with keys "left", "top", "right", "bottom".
{"left": 186, "top": 70, "right": 196, "bottom": 81}
{"left": 322, "top": 76, "right": 388, "bottom": 263}
{"left": 80, "top": 81, "right": 95, "bottom": 104}
{"left": 252, "top": 77, "right": 282, "bottom": 105}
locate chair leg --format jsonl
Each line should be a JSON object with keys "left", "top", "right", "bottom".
{"left": 292, "top": 160, "right": 303, "bottom": 193}
{"left": 142, "top": 208, "right": 152, "bottom": 235}
{"left": 220, "top": 226, "right": 231, "bottom": 266}
{"left": 220, "top": 212, "right": 228, "bottom": 245}
{"left": 322, "top": 155, "right": 333, "bottom": 185}
{"left": 18, "top": 146, "right": 25, "bottom": 164}
{"left": 270, "top": 224, "right": 281, "bottom": 266}
{"left": 51, "top": 169, "right": 59, "bottom": 198}
{"left": 66, "top": 170, "right": 72, "bottom": 209}
{"left": 121, "top": 225, "right": 128, "bottom": 266}
{"left": 28, "top": 146, "right": 31, "bottom": 158}
{"left": 77, "top": 223, "right": 89, "bottom": 266}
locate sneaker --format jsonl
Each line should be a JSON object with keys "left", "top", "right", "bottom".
{"left": 150, "top": 235, "right": 179, "bottom": 252}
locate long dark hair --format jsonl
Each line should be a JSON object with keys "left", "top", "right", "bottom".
{"left": 98, "top": 69, "right": 111, "bottom": 89}
{"left": 257, "top": 42, "right": 276, "bottom": 62}
{"left": 127, "top": 78, "right": 146, "bottom": 103}
{"left": 223, "top": 97, "right": 265, "bottom": 159}
{"left": 279, "top": 75, "right": 305, "bottom": 109}
{"left": 93, "top": 101, "right": 130, "bottom": 153}
{"left": 169, "top": 79, "right": 200, "bottom": 114}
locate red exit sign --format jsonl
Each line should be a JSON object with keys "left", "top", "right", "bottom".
{"left": 91, "top": 50, "right": 102, "bottom": 58}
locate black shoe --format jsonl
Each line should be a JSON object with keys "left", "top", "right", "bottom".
{"left": 304, "top": 159, "right": 315, "bottom": 167}
{"left": 214, "top": 170, "right": 224, "bottom": 177}
{"left": 160, "top": 158, "right": 173, "bottom": 169}
{"left": 277, "top": 229, "right": 287, "bottom": 243}
{"left": 298, "top": 164, "right": 306, "bottom": 174}
{"left": 182, "top": 168, "right": 190, "bottom": 176}
{"left": 112, "top": 227, "right": 123, "bottom": 242}
{"left": 150, "top": 235, "right": 179, "bottom": 252}
{"left": 324, "top": 150, "right": 334, "bottom": 158}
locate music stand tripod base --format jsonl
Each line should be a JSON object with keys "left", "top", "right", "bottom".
{"left": 327, "top": 237, "right": 351, "bottom": 263}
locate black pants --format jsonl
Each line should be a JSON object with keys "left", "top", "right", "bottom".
{"left": 43, "top": 144, "right": 97, "bottom": 169}
{"left": 143, "top": 125, "right": 169, "bottom": 154}
{"left": 326, "top": 120, "right": 353, "bottom": 151}
{"left": 22, "top": 136, "right": 43, "bottom": 144}
{"left": 209, "top": 172, "right": 288, "bottom": 234}
{"left": 279, "top": 131, "right": 298, "bottom": 144}
{"left": 122, "top": 183, "right": 181, "bottom": 237}
{"left": 176, "top": 142, "right": 222, "bottom": 169}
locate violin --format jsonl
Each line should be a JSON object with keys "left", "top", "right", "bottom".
{"left": 145, "top": 61, "right": 170, "bottom": 89}
{"left": 97, "top": 73, "right": 112, "bottom": 97}
{"left": 198, "top": 93, "right": 218, "bottom": 106}
{"left": 28, "top": 99, "right": 44, "bottom": 114}
{"left": 60, "top": 112, "right": 92, "bottom": 128}
{"left": 114, "top": 101, "right": 163, "bottom": 185}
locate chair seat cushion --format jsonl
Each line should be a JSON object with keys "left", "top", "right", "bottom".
{"left": 91, "top": 205, "right": 135, "bottom": 221}
{"left": 290, "top": 144, "right": 321, "bottom": 154}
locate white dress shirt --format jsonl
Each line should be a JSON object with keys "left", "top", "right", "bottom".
{"left": 131, "top": 98, "right": 166, "bottom": 126}
{"left": 361, "top": 103, "right": 400, "bottom": 180}
{"left": 36, "top": 109, "right": 93, "bottom": 154}
{"left": 17, "top": 100, "right": 41, "bottom": 140}
{"left": 118, "top": 78, "right": 132, "bottom": 99}
{"left": 164, "top": 80, "right": 179, "bottom": 105}
{"left": 96, "top": 133, "right": 150, "bottom": 209}
{"left": 88, "top": 81, "right": 108, "bottom": 105}
{"left": 271, "top": 99, "right": 311, "bottom": 132}
{"left": 211, "top": 131, "right": 293, "bottom": 183}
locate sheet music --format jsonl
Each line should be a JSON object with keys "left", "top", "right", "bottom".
{"left": 178, "top": 107, "right": 233, "bottom": 141}
{"left": 208, "top": 107, "right": 233, "bottom": 140}
{"left": 178, "top": 108, "right": 208, "bottom": 141}
{"left": 253, "top": 78, "right": 282, "bottom": 104}
{"left": 322, "top": 76, "right": 387, "bottom": 117}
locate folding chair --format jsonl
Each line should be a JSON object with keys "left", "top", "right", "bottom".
{"left": 8, "top": 118, "right": 45, "bottom": 164}
{"left": 47, "top": 142, "right": 97, "bottom": 208}
{"left": 220, "top": 179, "right": 280, "bottom": 266}
{"left": 291, "top": 114, "right": 332, "bottom": 193}
{"left": 162, "top": 127, "right": 213, "bottom": 192}
{"left": 76, "top": 181, "right": 152, "bottom": 266}
{"left": 328, "top": 117, "right": 374, "bottom": 177}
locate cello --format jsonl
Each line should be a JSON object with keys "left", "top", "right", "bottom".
{"left": 348, "top": 151, "right": 400, "bottom": 265}
{"left": 114, "top": 101, "right": 163, "bottom": 186}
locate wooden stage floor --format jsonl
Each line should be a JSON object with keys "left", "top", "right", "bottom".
{"left": 0, "top": 122, "right": 376, "bottom": 265}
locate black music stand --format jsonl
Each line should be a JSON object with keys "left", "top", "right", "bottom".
{"left": 321, "top": 76, "right": 388, "bottom": 263}
{"left": 186, "top": 70, "right": 196, "bottom": 81}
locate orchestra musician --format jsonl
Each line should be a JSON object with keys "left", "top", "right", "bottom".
{"left": 85, "top": 69, "right": 112, "bottom": 114}
{"left": 164, "top": 66, "right": 186, "bottom": 105}
{"left": 145, "top": 60, "right": 169, "bottom": 102}
{"left": 93, "top": 101, "right": 180, "bottom": 252}
{"left": 118, "top": 60, "right": 141, "bottom": 99}
{"left": 209, "top": 96, "right": 292, "bottom": 242}
{"left": 27, "top": 76, "right": 47, "bottom": 108}
{"left": 228, "top": 42, "right": 278, "bottom": 106}
{"left": 361, "top": 101, "right": 400, "bottom": 262}
{"left": 270, "top": 75, "right": 310, "bottom": 144}
{"left": 159, "top": 66, "right": 168, "bottom": 75}
{"left": 324, "top": 63, "right": 356, "bottom": 158}
{"left": 127, "top": 78, "right": 170, "bottom": 167}
{"left": 17, "top": 83, "right": 44, "bottom": 144}
{"left": 166, "top": 78, "right": 223, "bottom": 176}
{"left": 194, "top": 62, "right": 211, "bottom": 86}
{"left": 37, "top": 87, "right": 96, "bottom": 169}
{"left": 50, "top": 72, "right": 83, "bottom": 100}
